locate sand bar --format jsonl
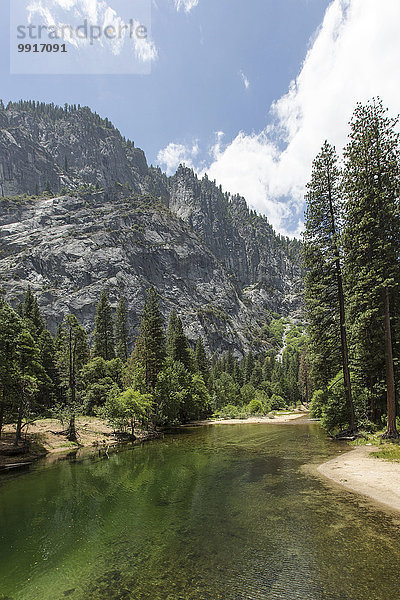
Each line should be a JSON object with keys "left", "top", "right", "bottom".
{"left": 318, "top": 445, "right": 400, "bottom": 513}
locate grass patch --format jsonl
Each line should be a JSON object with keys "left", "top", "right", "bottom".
{"left": 370, "top": 444, "right": 400, "bottom": 461}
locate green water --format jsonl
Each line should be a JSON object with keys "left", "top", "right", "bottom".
{"left": 1, "top": 422, "right": 400, "bottom": 600}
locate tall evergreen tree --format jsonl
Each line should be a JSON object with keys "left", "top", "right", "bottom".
{"left": 13, "top": 330, "right": 42, "bottom": 445}
{"left": 56, "top": 314, "right": 90, "bottom": 441}
{"left": 0, "top": 300, "right": 24, "bottom": 438}
{"left": 243, "top": 351, "right": 255, "bottom": 384}
{"left": 303, "top": 141, "right": 356, "bottom": 431}
{"left": 133, "top": 288, "right": 166, "bottom": 390}
{"left": 343, "top": 98, "right": 400, "bottom": 437}
{"left": 299, "top": 348, "right": 312, "bottom": 405}
{"left": 37, "top": 329, "right": 60, "bottom": 408}
{"left": 166, "top": 310, "right": 179, "bottom": 358}
{"left": 115, "top": 297, "right": 129, "bottom": 361}
{"left": 166, "top": 310, "right": 192, "bottom": 371}
{"left": 20, "top": 286, "right": 45, "bottom": 336}
{"left": 195, "top": 337, "right": 210, "bottom": 383}
{"left": 93, "top": 290, "right": 115, "bottom": 361}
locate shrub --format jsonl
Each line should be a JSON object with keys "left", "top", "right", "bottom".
{"left": 310, "top": 389, "right": 326, "bottom": 419}
{"left": 247, "top": 398, "right": 265, "bottom": 415}
{"left": 213, "top": 404, "right": 239, "bottom": 419}
{"left": 270, "top": 394, "right": 286, "bottom": 410}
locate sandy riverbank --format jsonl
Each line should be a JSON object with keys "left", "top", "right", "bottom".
{"left": 193, "top": 411, "right": 309, "bottom": 426}
{"left": 318, "top": 445, "right": 400, "bottom": 514}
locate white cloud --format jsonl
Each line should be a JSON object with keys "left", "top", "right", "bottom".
{"left": 240, "top": 70, "right": 250, "bottom": 90}
{"left": 157, "top": 141, "right": 200, "bottom": 175}
{"left": 163, "top": 0, "right": 400, "bottom": 236}
{"left": 174, "top": 0, "right": 199, "bottom": 13}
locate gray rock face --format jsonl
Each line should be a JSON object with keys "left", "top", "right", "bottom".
{"left": 0, "top": 103, "right": 147, "bottom": 196}
{"left": 0, "top": 102, "right": 303, "bottom": 355}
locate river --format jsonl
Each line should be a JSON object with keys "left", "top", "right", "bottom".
{"left": 0, "top": 421, "right": 400, "bottom": 599}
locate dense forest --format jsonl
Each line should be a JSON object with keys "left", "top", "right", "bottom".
{"left": 304, "top": 98, "right": 400, "bottom": 438}
{"left": 2, "top": 96, "right": 399, "bottom": 449}
{"left": 0, "top": 286, "right": 306, "bottom": 446}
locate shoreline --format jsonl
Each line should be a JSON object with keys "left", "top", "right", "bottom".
{"left": 0, "top": 417, "right": 157, "bottom": 471}
{"left": 192, "top": 411, "right": 309, "bottom": 426}
{"left": 0, "top": 411, "right": 308, "bottom": 471}
{"left": 317, "top": 445, "right": 400, "bottom": 514}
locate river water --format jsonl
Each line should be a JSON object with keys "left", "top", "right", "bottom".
{"left": 1, "top": 421, "right": 400, "bottom": 600}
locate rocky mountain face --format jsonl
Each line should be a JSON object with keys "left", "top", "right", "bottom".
{"left": 0, "top": 101, "right": 303, "bottom": 355}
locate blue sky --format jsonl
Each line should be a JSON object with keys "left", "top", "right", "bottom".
{"left": 1, "top": 0, "right": 400, "bottom": 235}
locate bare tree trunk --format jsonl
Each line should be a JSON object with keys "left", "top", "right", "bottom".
{"left": 0, "top": 385, "right": 4, "bottom": 440}
{"left": 66, "top": 414, "right": 77, "bottom": 442}
{"left": 383, "top": 287, "right": 399, "bottom": 438}
{"left": 14, "top": 396, "right": 24, "bottom": 446}
{"left": 336, "top": 266, "right": 356, "bottom": 431}
{"left": 327, "top": 167, "right": 356, "bottom": 431}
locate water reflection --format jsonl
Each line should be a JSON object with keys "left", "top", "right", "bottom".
{"left": 0, "top": 423, "right": 399, "bottom": 600}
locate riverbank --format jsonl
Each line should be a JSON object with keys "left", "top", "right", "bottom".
{"left": 318, "top": 445, "right": 400, "bottom": 513}
{"left": 194, "top": 410, "right": 308, "bottom": 426}
{"left": 0, "top": 411, "right": 308, "bottom": 471}
{"left": 0, "top": 417, "right": 154, "bottom": 470}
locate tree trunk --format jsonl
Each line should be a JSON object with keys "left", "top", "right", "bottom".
{"left": 0, "top": 385, "right": 4, "bottom": 440}
{"left": 66, "top": 414, "right": 77, "bottom": 442}
{"left": 382, "top": 287, "right": 399, "bottom": 438}
{"left": 327, "top": 168, "right": 356, "bottom": 431}
{"left": 14, "top": 396, "right": 24, "bottom": 446}
{"left": 336, "top": 265, "right": 356, "bottom": 431}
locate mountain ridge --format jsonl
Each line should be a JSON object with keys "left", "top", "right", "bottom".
{"left": 0, "top": 100, "right": 303, "bottom": 355}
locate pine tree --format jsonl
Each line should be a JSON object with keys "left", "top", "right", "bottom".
{"left": 299, "top": 348, "right": 312, "bottom": 405}
{"left": 38, "top": 329, "right": 60, "bottom": 408}
{"left": 133, "top": 288, "right": 166, "bottom": 390}
{"left": 56, "top": 314, "right": 90, "bottom": 441}
{"left": 303, "top": 141, "right": 356, "bottom": 430}
{"left": 243, "top": 351, "right": 255, "bottom": 384}
{"left": 166, "top": 310, "right": 192, "bottom": 371}
{"left": 195, "top": 337, "right": 210, "bottom": 383}
{"left": 343, "top": 98, "right": 400, "bottom": 437}
{"left": 93, "top": 290, "right": 115, "bottom": 361}
{"left": 21, "top": 286, "right": 45, "bottom": 336}
{"left": 166, "top": 310, "right": 179, "bottom": 358}
{"left": 14, "top": 330, "right": 42, "bottom": 445}
{"left": 225, "top": 348, "right": 235, "bottom": 375}
{"left": 115, "top": 297, "right": 129, "bottom": 361}
{"left": 0, "top": 300, "right": 24, "bottom": 438}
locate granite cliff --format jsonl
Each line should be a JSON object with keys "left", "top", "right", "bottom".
{"left": 0, "top": 101, "right": 303, "bottom": 355}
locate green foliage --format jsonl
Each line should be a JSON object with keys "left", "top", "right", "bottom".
{"left": 81, "top": 357, "right": 124, "bottom": 414}
{"left": 93, "top": 290, "right": 115, "bottom": 361}
{"left": 133, "top": 287, "right": 166, "bottom": 390}
{"left": 166, "top": 310, "right": 192, "bottom": 371}
{"left": 269, "top": 319, "right": 285, "bottom": 345}
{"left": 240, "top": 383, "right": 256, "bottom": 405}
{"left": 213, "top": 404, "right": 240, "bottom": 419}
{"left": 101, "top": 386, "right": 152, "bottom": 435}
{"left": 210, "top": 372, "right": 241, "bottom": 410}
{"left": 247, "top": 397, "right": 265, "bottom": 415}
{"left": 343, "top": 98, "right": 400, "bottom": 435}
{"left": 115, "top": 297, "right": 129, "bottom": 361}
{"left": 195, "top": 337, "right": 210, "bottom": 382}
{"left": 270, "top": 394, "right": 286, "bottom": 410}
{"left": 309, "top": 389, "right": 326, "bottom": 419}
